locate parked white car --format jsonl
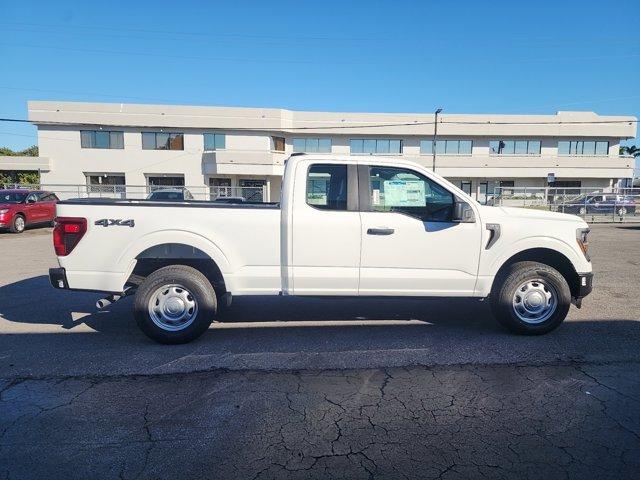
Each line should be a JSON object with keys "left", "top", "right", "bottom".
{"left": 49, "top": 154, "right": 593, "bottom": 344}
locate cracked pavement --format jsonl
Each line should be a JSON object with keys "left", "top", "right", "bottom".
{"left": 1, "top": 363, "right": 639, "bottom": 479}
{"left": 1, "top": 224, "right": 639, "bottom": 478}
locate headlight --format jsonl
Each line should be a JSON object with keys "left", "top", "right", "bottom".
{"left": 576, "top": 228, "right": 590, "bottom": 261}
{"left": 0, "top": 209, "right": 8, "bottom": 214}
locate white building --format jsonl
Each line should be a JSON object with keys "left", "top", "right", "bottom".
{"left": 20, "top": 100, "right": 638, "bottom": 202}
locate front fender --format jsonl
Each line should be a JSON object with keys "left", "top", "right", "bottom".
{"left": 486, "top": 236, "right": 587, "bottom": 278}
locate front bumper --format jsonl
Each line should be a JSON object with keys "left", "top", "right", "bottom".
{"left": 571, "top": 273, "right": 593, "bottom": 308}
{"left": 576, "top": 273, "right": 593, "bottom": 298}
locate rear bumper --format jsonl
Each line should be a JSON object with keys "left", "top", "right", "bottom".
{"left": 49, "top": 267, "right": 69, "bottom": 289}
{"left": 49, "top": 267, "right": 127, "bottom": 294}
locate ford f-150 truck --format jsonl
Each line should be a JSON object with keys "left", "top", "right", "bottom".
{"left": 49, "top": 154, "right": 593, "bottom": 344}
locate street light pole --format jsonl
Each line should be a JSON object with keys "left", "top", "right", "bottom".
{"left": 432, "top": 108, "right": 443, "bottom": 172}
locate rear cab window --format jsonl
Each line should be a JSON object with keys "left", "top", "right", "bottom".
{"left": 306, "top": 164, "right": 348, "bottom": 211}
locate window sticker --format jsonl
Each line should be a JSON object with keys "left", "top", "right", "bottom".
{"left": 382, "top": 180, "right": 426, "bottom": 207}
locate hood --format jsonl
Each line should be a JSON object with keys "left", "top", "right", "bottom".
{"left": 479, "top": 205, "right": 586, "bottom": 224}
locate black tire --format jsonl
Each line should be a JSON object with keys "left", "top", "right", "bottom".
{"left": 134, "top": 265, "right": 216, "bottom": 344}
{"left": 490, "top": 261, "right": 571, "bottom": 335}
{"left": 9, "top": 214, "right": 25, "bottom": 234}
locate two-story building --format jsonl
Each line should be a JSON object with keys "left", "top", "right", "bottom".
{"left": 27, "top": 101, "right": 637, "bottom": 202}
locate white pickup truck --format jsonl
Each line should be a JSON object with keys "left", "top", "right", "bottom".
{"left": 49, "top": 154, "right": 593, "bottom": 344}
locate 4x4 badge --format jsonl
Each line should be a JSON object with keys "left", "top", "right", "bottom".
{"left": 94, "top": 219, "right": 135, "bottom": 228}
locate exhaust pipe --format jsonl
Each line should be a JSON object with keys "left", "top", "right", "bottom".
{"left": 96, "top": 287, "right": 134, "bottom": 309}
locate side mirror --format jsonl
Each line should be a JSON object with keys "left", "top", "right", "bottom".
{"left": 26, "top": 197, "right": 36, "bottom": 204}
{"left": 453, "top": 201, "right": 475, "bottom": 223}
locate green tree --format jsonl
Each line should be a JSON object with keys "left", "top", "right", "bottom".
{"left": 17, "top": 171, "right": 40, "bottom": 185}
{"left": 0, "top": 145, "right": 39, "bottom": 156}
{"left": 620, "top": 145, "right": 640, "bottom": 157}
{"left": 0, "top": 172, "right": 13, "bottom": 184}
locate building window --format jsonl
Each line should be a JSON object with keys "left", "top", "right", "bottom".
{"left": 549, "top": 180, "right": 581, "bottom": 188}
{"left": 420, "top": 140, "right": 472, "bottom": 155}
{"left": 292, "top": 138, "right": 332, "bottom": 153}
{"left": 490, "top": 140, "right": 541, "bottom": 155}
{"left": 350, "top": 139, "right": 403, "bottom": 155}
{"left": 204, "top": 133, "right": 225, "bottom": 151}
{"left": 86, "top": 174, "right": 126, "bottom": 194}
{"left": 499, "top": 180, "right": 515, "bottom": 195}
{"left": 460, "top": 181, "right": 472, "bottom": 195}
{"left": 142, "top": 132, "right": 184, "bottom": 150}
{"left": 558, "top": 140, "right": 608, "bottom": 156}
{"left": 272, "top": 136, "right": 285, "bottom": 152}
{"left": 80, "top": 130, "right": 124, "bottom": 149}
{"left": 147, "top": 175, "right": 185, "bottom": 187}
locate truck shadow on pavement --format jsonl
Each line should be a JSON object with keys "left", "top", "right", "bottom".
{"left": 1, "top": 275, "right": 640, "bottom": 376}
{"left": 0, "top": 275, "right": 499, "bottom": 334}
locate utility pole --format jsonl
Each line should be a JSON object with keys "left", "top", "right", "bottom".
{"left": 432, "top": 108, "right": 443, "bottom": 172}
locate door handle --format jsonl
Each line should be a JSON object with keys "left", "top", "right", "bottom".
{"left": 367, "top": 228, "right": 395, "bottom": 235}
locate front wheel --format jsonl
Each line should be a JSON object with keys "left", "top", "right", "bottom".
{"left": 10, "top": 215, "right": 25, "bottom": 233}
{"left": 490, "top": 261, "right": 571, "bottom": 335}
{"left": 134, "top": 265, "right": 216, "bottom": 344}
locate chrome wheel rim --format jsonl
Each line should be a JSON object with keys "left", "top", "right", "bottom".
{"left": 618, "top": 208, "right": 626, "bottom": 215}
{"left": 578, "top": 207, "right": 586, "bottom": 215}
{"left": 148, "top": 284, "right": 198, "bottom": 332}
{"left": 512, "top": 279, "right": 557, "bottom": 324}
{"left": 15, "top": 216, "right": 25, "bottom": 231}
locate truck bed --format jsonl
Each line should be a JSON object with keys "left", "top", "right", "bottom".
{"left": 54, "top": 198, "right": 282, "bottom": 294}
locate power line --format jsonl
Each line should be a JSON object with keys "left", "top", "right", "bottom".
{"left": 0, "top": 116, "right": 637, "bottom": 131}
{"left": 0, "top": 42, "right": 371, "bottom": 66}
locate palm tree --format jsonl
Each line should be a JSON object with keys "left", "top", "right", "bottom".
{"left": 620, "top": 145, "right": 640, "bottom": 157}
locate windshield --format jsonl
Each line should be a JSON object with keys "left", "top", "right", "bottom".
{"left": 0, "top": 191, "right": 28, "bottom": 203}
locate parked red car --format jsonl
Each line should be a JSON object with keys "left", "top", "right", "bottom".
{"left": 0, "top": 189, "right": 59, "bottom": 233}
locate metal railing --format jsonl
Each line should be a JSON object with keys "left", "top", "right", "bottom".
{"left": 492, "top": 187, "right": 640, "bottom": 222}
{"left": 1, "top": 183, "right": 269, "bottom": 202}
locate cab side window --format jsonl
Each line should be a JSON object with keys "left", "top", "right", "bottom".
{"left": 306, "top": 164, "right": 348, "bottom": 211}
{"left": 368, "top": 166, "right": 454, "bottom": 222}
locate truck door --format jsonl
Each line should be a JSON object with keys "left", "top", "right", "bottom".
{"left": 23, "top": 192, "right": 40, "bottom": 223}
{"left": 358, "top": 165, "right": 482, "bottom": 296}
{"left": 289, "top": 162, "right": 361, "bottom": 295}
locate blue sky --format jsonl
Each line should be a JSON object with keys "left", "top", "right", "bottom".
{"left": 1, "top": 0, "right": 638, "bottom": 165}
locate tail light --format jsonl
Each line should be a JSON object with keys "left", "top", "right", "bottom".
{"left": 53, "top": 217, "right": 87, "bottom": 256}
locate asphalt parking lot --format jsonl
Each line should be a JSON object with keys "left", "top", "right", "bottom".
{"left": 1, "top": 224, "right": 639, "bottom": 479}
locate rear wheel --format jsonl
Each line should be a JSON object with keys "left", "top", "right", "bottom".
{"left": 617, "top": 207, "right": 627, "bottom": 216}
{"left": 9, "top": 215, "right": 25, "bottom": 233}
{"left": 490, "top": 261, "right": 571, "bottom": 335}
{"left": 134, "top": 265, "right": 216, "bottom": 344}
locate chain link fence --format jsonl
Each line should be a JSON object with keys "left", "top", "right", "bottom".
{"left": 492, "top": 187, "right": 640, "bottom": 222}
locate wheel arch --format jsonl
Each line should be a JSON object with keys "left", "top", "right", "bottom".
{"left": 491, "top": 248, "right": 580, "bottom": 298}
{"left": 127, "top": 242, "right": 228, "bottom": 297}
